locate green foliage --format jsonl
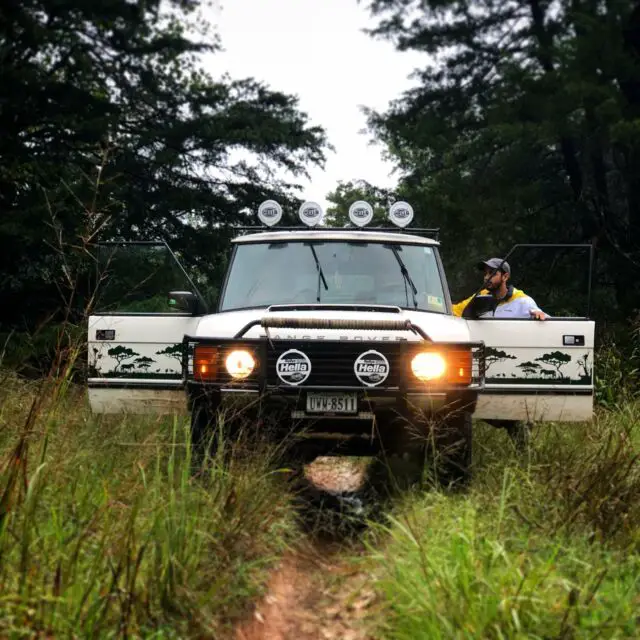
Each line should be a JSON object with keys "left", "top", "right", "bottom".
{"left": 0, "top": 378, "right": 296, "bottom": 637}
{"left": 594, "top": 321, "right": 640, "bottom": 408}
{"left": 361, "top": 0, "right": 640, "bottom": 320}
{"left": 325, "top": 179, "right": 397, "bottom": 227}
{"left": 0, "top": 0, "right": 329, "bottom": 331}
{"left": 363, "top": 405, "right": 640, "bottom": 638}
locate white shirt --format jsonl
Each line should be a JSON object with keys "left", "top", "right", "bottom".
{"left": 479, "top": 289, "right": 546, "bottom": 319}
{"left": 453, "top": 287, "right": 548, "bottom": 319}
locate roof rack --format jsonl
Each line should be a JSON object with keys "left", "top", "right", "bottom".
{"left": 230, "top": 226, "right": 441, "bottom": 241}
{"left": 232, "top": 198, "right": 440, "bottom": 240}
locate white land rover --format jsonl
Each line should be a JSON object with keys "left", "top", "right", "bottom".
{"left": 87, "top": 200, "right": 595, "bottom": 486}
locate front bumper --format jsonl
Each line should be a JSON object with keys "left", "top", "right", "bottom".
{"left": 182, "top": 330, "right": 485, "bottom": 421}
{"left": 188, "top": 383, "right": 457, "bottom": 418}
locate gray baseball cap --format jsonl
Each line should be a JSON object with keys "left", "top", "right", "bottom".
{"left": 477, "top": 257, "right": 511, "bottom": 274}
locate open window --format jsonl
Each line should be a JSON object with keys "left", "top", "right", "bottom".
{"left": 87, "top": 242, "right": 207, "bottom": 414}
{"left": 465, "top": 244, "right": 595, "bottom": 423}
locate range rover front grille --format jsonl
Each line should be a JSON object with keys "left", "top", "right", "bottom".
{"left": 265, "top": 340, "right": 405, "bottom": 389}
{"left": 184, "top": 336, "right": 485, "bottom": 391}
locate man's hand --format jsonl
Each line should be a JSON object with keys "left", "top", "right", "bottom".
{"left": 530, "top": 309, "right": 546, "bottom": 321}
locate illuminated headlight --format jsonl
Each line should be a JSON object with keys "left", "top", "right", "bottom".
{"left": 411, "top": 352, "right": 446, "bottom": 381}
{"left": 225, "top": 350, "right": 255, "bottom": 379}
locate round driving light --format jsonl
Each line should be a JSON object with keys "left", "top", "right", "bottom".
{"left": 225, "top": 350, "right": 255, "bottom": 379}
{"left": 411, "top": 352, "right": 446, "bottom": 381}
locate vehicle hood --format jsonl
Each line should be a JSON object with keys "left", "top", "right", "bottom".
{"left": 195, "top": 306, "right": 470, "bottom": 343}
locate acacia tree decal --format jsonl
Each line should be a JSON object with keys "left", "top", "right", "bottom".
{"left": 134, "top": 356, "right": 156, "bottom": 372}
{"left": 517, "top": 361, "right": 541, "bottom": 378}
{"left": 107, "top": 346, "right": 139, "bottom": 372}
{"left": 535, "top": 351, "right": 572, "bottom": 379}
{"left": 577, "top": 353, "right": 592, "bottom": 379}
{"left": 155, "top": 343, "right": 185, "bottom": 366}
{"left": 485, "top": 347, "right": 517, "bottom": 373}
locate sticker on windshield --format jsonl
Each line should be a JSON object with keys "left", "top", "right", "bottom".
{"left": 428, "top": 295, "right": 444, "bottom": 308}
{"left": 354, "top": 350, "right": 390, "bottom": 386}
{"left": 276, "top": 349, "right": 312, "bottom": 385}
{"left": 423, "top": 247, "right": 433, "bottom": 255}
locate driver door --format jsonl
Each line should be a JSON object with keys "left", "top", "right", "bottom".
{"left": 87, "top": 242, "right": 208, "bottom": 415}
{"left": 464, "top": 244, "right": 595, "bottom": 422}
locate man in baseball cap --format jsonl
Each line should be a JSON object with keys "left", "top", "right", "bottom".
{"left": 452, "top": 256, "right": 548, "bottom": 450}
{"left": 452, "top": 257, "right": 547, "bottom": 320}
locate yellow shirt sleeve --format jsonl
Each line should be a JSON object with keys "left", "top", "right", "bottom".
{"left": 452, "top": 290, "right": 489, "bottom": 317}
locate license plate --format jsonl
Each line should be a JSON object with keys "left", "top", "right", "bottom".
{"left": 306, "top": 392, "right": 358, "bottom": 414}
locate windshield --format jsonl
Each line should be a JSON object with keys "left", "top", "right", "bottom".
{"left": 220, "top": 241, "right": 448, "bottom": 314}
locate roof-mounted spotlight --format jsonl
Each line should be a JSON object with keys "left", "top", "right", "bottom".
{"left": 388, "top": 201, "right": 414, "bottom": 228}
{"left": 299, "top": 201, "right": 324, "bottom": 227}
{"left": 257, "top": 199, "right": 283, "bottom": 227}
{"left": 348, "top": 200, "right": 374, "bottom": 227}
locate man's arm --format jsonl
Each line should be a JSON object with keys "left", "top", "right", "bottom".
{"left": 520, "top": 296, "right": 549, "bottom": 320}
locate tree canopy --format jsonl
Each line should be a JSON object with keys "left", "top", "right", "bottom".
{"left": 0, "top": 0, "right": 329, "bottom": 331}
{"left": 325, "top": 179, "right": 396, "bottom": 227}
{"left": 361, "top": 0, "right": 640, "bottom": 320}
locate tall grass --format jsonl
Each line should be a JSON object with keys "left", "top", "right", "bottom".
{"left": 362, "top": 403, "right": 640, "bottom": 639}
{"left": 595, "top": 320, "right": 640, "bottom": 409}
{"left": 0, "top": 374, "right": 297, "bottom": 638}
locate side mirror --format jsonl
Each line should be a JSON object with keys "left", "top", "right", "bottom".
{"left": 168, "top": 291, "right": 204, "bottom": 315}
{"left": 462, "top": 294, "right": 497, "bottom": 319}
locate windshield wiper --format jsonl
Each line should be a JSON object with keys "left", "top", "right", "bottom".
{"left": 309, "top": 244, "right": 328, "bottom": 302}
{"left": 389, "top": 245, "right": 418, "bottom": 309}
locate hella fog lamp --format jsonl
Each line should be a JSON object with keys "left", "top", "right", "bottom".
{"left": 411, "top": 352, "right": 446, "bottom": 381}
{"left": 225, "top": 349, "right": 255, "bottom": 379}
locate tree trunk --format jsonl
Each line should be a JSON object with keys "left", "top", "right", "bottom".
{"left": 528, "top": 0, "right": 600, "bottom": 240}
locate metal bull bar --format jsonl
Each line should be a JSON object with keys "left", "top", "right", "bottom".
{"left": 233, "top": 316, "right": 432, "bottom": 341}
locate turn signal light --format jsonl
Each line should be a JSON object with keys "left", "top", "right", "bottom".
{"left": 446, "top": 349, "right": 473, "bottom": 385}
{"left": 194, "top": 345, "right": 218, "bottom": 381}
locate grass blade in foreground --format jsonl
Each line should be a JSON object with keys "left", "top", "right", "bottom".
{"left": 364, "top": 406, "right": 640, "bottom": 639}
{"left": 0, "top": 376, "right": 296, "bottom": 638}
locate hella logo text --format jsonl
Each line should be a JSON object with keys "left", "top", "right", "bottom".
{"left": 275, "top": 349, "right": 312, "bottom": 385}
{"left": 354, "top": 350, "right": 390, "bottom": 386}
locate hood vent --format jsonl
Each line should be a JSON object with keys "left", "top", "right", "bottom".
{"left": 266, "top": 303, "right": 402, "bottom": 314}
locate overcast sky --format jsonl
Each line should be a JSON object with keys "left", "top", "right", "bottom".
{"left": 205, "top": 0, "right": 426, "bottom": 214}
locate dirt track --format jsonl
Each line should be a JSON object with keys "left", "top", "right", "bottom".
{"left": 235, "top": 458, "right": 379, "bottom": 640}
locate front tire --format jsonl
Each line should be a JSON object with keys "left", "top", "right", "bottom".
{"left": 506, "top": 421, "right": 531, "bottom": 452}
{"left": 190, "top": 400, "right": 235, "bottom": 464}
{"left": 372, "top": 414, "right": 427, "bottom": 493}
{"left": 190, "top": 400, "right": 216, "bottom": 461}
{"left": 431, "top": 411, "right": 473, "bottom": 489}
{"left": 485, "top": 419, "right": 531, "bottom": 453}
